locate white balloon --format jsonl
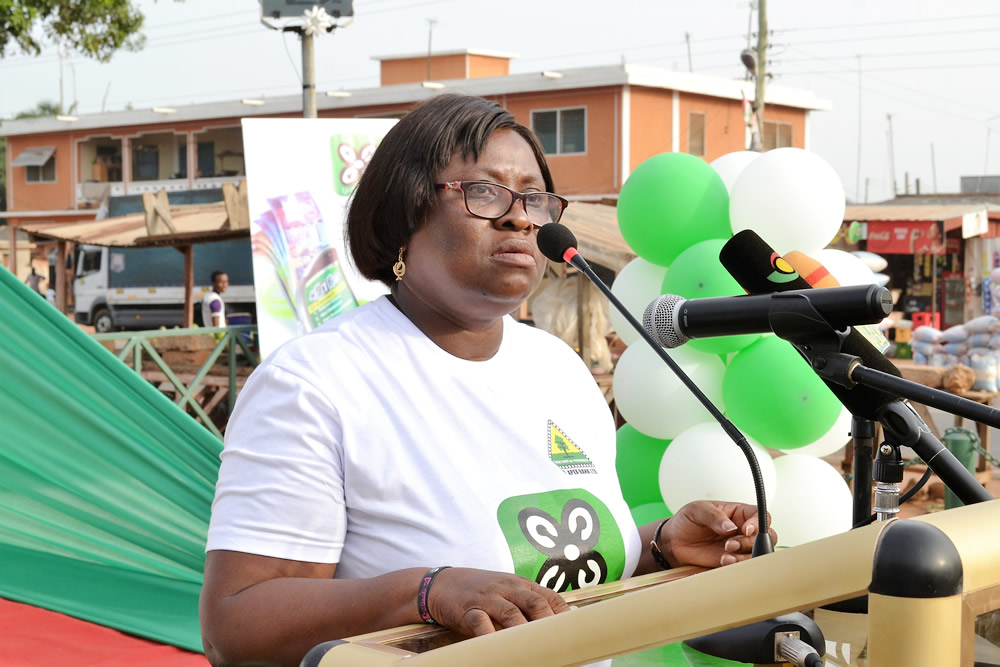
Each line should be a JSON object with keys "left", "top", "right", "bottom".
{"left": 659, "top": 422, "right": 776, "bottom": 510}
{"left": 815, "top": 249, "right": 878, "bottom": 286}
{"left": 872, "top": 272, "right": 891, "bottom": 287}
{"left": 710, "top": 151, "right": 761, "bottom": 195}
{"left": 787, "top": 406, "right": 852, "bottom": 458}
{"left": 852, "top": 250, "right": 889, "bottom": 273}
{"left": 729, "top": 148, "right": 846, "bottom": 256}
{"left": 770, "top": 454, "right": 852, "bottom": 547}
{"left": 609, "top": 258, "right": 669, "bottom": 346}
{"left": 614, "top": 345, "right": 725, "bottom": 440}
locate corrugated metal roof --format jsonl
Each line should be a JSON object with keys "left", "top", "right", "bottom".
{"left": 844, "top": 203, "right": 1000, "bottom": 222}
{"left": 20, "top": 204, "right": 242, "bottom": 247}
{"left": 560, "top": 202, "right": 634, "bottom": 272}
{"left": 10, "top": 146, "right": 55, "bottom": 167}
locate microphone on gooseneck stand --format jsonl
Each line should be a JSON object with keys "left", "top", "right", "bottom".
{"left": 535, "top": 223, "right": 773, "bottom": 557}
{"left": 537, "top": 223, "right": 826, "bottom": 666}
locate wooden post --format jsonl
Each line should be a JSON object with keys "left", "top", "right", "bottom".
{"left": 183, "top": 244, "right": 194, "bottom": 328}
{"left": 7, "top": 223, "right": 17, "bottom": 275}
{"left": 56, "top": 240, "right": 67, "bottom": 314}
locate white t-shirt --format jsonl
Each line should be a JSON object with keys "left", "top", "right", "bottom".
{"left": 207, "top": 296, "right": 640, "bottom": 590}
{"left": 201, "top": 291, "right": 225, "bottom": 328}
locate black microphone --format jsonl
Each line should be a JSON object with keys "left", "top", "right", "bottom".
{"left": 719, "top": 229, "right": 902, "bottom": 420}
{"left": 536, "top": 223, "right": 774, "bottom": 556}
{"left": 642, "top": 285, "right": 892, "bottom": 349}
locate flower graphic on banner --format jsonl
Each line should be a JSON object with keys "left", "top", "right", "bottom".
{"left": 517, "top": 498, "right": 608, "bottom": 592}
{"left": 336, "top": 141, "right": 377, "bottom": 190}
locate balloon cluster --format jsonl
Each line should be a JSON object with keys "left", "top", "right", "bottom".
{"left": 612, "top": 148, "right": 880, "bottom": 548}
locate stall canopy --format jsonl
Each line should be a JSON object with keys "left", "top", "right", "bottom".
{"left": 560, "top": 202, "right": 635, "bottom": 272}
{"left": 845, "top": 203, "right": 1000, "bottom": 255}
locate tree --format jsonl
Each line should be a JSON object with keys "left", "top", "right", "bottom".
{"left": 0, "top": 1, "right": 148, "bottom": 62}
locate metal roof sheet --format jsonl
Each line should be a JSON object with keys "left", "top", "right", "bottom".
{"left": 10, "top": 146, "right": 55, "bottom": 167}
{"left": 19, "top": 204, "right": 241, "bottom": 247}
{"left": 844, "top": 203, "right": 1000, "bottom": 222}
{"left": 560, "top": 202, "right": 634, "bottom": 272}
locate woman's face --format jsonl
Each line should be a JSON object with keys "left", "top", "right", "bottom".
{"left": 401, "top": 129, "right": 548, "bottom": 323}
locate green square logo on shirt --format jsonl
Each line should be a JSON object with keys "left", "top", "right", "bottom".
{"left": 497, "top": 489, "right": 626, "bottom": 592}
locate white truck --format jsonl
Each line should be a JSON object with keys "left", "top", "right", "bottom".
{"left": 73, "top": 239, "right": 256, "bottom": 332}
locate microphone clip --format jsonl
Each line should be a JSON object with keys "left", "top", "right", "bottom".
{"left": 766, "top": 292, "right": 861, "bottom": 390}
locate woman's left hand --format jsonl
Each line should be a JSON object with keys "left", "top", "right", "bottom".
{"left": 658, "top": 501, "right": 777, "bottom": 568}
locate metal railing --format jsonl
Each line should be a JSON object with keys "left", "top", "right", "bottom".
{"left": 92, "top": 325, "right": 259, "bottom": 439}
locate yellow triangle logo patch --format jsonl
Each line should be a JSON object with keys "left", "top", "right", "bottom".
{"left": 547, "top": 420, "right": 596, "bottom": 475}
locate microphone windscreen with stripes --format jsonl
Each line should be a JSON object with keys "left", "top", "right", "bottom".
{"left": 719, "top": 229, "right": 902, "bottom": 420}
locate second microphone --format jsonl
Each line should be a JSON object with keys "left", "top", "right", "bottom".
{"left": 643, "top": 285, "right": 893, "bottom": 349}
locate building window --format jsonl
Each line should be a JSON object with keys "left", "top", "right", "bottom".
{"left": 531, "top": 107, "right": 586, "bottom": 155}
{"left": 762, "top": 121, "right": 793, "bottom": 151}
{"left": 688, "top": 112, "right": 706, "bottom": 157}
{"left": 27, "top": 156, "right": 56, "bottom": 183}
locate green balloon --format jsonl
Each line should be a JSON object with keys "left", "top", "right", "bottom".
{"left": 617, "top": 153, "right": 731, "bottom": 267}
{"left": 612, "top": 641, "right": 742, "bottom": 666}
{"left": 661, "top": 239, "right": 760, "bottom": 355}
{"left": 723, "top": 336, "right": 841, "bottom": 449}
{"left": 629, "top": 501, "right": 672, "bottom": 527}
{"left": 616, "top": 424, "right": 671, "bottom": 508}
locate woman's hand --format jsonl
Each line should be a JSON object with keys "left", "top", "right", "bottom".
{"left": 659, "top": 501, "right": 777, "bottom": 568}
{"left": 427, "top": 567, "right": 571, "bottom": 636}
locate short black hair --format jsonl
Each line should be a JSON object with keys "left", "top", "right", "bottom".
{"left": 346, "top": 94, "right": 554, "bottom": 287}
{"left": 211, "top": 270, "right": 228, "bottom": 282}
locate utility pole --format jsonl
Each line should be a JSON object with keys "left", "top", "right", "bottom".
{"left": 985, "top": 128, "right": 992, "bottom": 174}
{"left": 931, "top": 143, "right": 938, "bottom": 193}
{"left": 301, "top": 31, "right": 317, "bottom": 118}
{"left": 426, "top": 19, "right": 437, "bottom": 79}
{"left": 886, "top": 113, "right": 897, "bottom": 197}
{"left": 754, "top": 0, "right": 768, "bottom": 143}
{"left": 685, "top": 32, "right": 693, "bottom": 72}
{"left": 855, "top": 55, "right": 862, "bottom": 204}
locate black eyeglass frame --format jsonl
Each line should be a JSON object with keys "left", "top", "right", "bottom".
{"left": 434, "top": 180, "right": 569, "bottom": 226}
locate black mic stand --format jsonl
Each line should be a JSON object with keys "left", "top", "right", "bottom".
{"left": 766, "top": 293, "right": 994, "bottom": 508}
{"left": 562, "top": 252, "right": 827, "bottom": 665}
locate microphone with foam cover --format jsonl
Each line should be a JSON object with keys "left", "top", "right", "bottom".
{"left": 719, "top": 230, "right": 902, "bottom": 420}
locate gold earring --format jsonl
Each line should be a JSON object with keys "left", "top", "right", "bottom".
{"left": 393, "top": 247, "right": 406, "bottom": 281}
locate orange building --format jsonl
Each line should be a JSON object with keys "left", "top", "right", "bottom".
{"left": 1, "top": 48, "right": 830, "bottom": 273}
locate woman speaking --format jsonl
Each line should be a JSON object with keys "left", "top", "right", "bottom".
{"left": 199, "top": 94, "right": 775, "bottom": 667}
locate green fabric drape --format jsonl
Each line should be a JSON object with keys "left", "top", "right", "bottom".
{"left": 0, "top": 265, "right": 222, "bottom": 651}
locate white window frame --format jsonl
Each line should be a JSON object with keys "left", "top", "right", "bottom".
{"left": 762, "top": 120, "right": 794, "bottom": 151}
{"left": 530, "top": 106, "right": 587, "bottom": 156}
{"left": 26, "top": 156, "right": 57, "bottom": 184}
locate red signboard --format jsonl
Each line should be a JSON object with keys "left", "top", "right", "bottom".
{"left": 865, "top": 221, "right": 947, "bottom": 255}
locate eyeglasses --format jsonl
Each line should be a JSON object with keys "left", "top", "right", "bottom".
{"left": 435, "top": 180, "right": 568, "bottom": 227}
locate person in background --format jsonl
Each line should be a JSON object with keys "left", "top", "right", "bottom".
{"left": 24, "top": 267, "right": 42, "bottom": 294}
{"left": 201, "top": 270, "right": 229, "bottom": 328}
{"left": 199, "top": 94, "right": 775, "bottom": 667}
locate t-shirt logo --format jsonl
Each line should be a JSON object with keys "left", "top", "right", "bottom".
{"left": 547, "top": 420, "right": 596, "bottom": 475}
{"left": 497, "top": 490, "right": 626, "bottom": 592}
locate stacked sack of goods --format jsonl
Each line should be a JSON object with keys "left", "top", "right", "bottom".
{"left": 910, "top": 315, "right": 1000, "bottom": 391}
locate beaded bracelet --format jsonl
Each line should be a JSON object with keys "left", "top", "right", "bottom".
{"left": 650, "top": 518, "right": 672, "bottom": 570}
{"left": 417, "top": 566, "right": 451, "bottom": 624}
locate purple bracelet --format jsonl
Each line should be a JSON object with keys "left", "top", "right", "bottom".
{"left": 417, "top": 566, "right": 451, "bottom": 624}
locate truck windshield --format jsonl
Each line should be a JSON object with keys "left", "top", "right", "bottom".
{"left": 78, "top": 250, "right": 102, "bottom": 277}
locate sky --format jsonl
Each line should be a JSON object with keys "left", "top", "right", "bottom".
{"left": 2, "top": 0, "right": 1000, "bottom": 204}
